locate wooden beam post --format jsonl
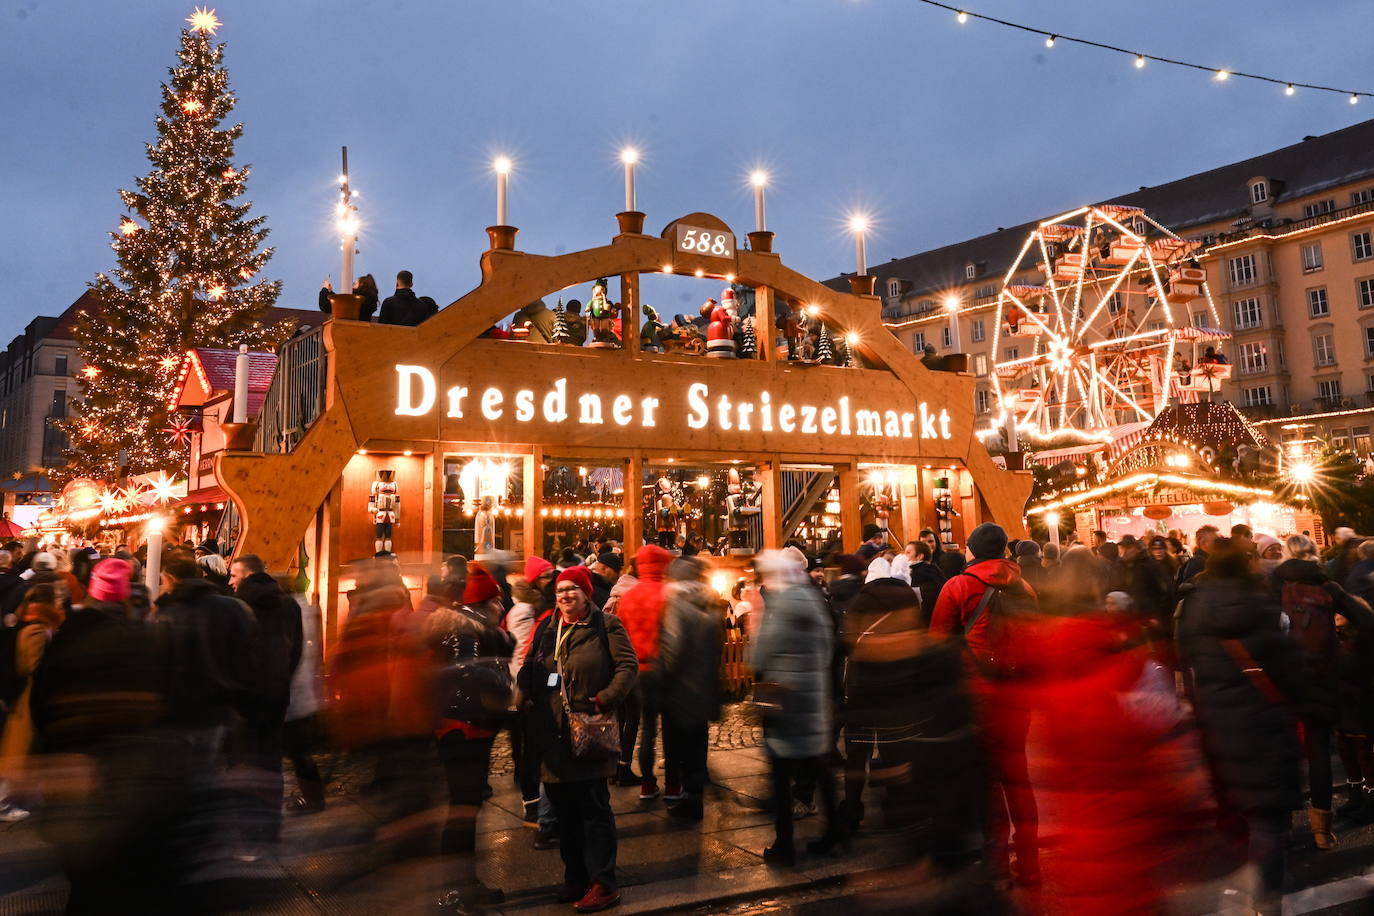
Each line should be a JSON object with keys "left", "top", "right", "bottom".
{"left": 838, "top": 463, "right": 862, "bottom": 553}
{"left": 754, "top": 285, "right": 775, "bottom": 364}
{"left": 624, "top": 451, "right": 643, "bottom": 550}
{"left": 620, "top": 272, "right": 640, "bottom": 358}
{"left": 760, "top": 457, "right": 784, "bottom": 550}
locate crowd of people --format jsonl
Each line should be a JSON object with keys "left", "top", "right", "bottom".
{"left": 0, "top": 518, "right": 1371, "bottom": 915}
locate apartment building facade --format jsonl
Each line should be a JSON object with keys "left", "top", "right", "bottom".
{"left": 851, "top": 119, "right": 1374, "bottom": 453}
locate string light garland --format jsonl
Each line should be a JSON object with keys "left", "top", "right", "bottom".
{"left": 919, "top": 0, "right": 1369, "bottom": 101}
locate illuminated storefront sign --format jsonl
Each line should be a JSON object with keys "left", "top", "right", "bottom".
{"left": 393, "top": 364, "right": 953, "bottom": 441}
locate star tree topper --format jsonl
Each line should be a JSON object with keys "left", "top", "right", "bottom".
{"left": 186, "top": 7, "right": 221, "bottom": 35}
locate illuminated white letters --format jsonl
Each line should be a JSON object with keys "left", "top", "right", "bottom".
{"left": 394, "top": 364, "right": 436, "bottom": 416}
{"left": 855, "top": 409, "right": 881, "bottom": 437}
{"left": 578, "top": 393, "right": 603, "bottom": 425}
{"left": 686, "top": 383, "right": 709, "bottom": 429}
{"left": 446, "top": 385, "right": 468, "bottom": 418}
{"left": 515, "top": 390, "right": 535, "bottom": 422}
{"left": 388, "top": 370, "right": 954, "bottom": 442}
{"left": 481, "top": 387, "right": 503, "bottom": 420}
{"left": 612, "top": 395, "right": 633, "bottom": 426}
{"left": 543, "top": 378, "right": 568, "bottom": 422}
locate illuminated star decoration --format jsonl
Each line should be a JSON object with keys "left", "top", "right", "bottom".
{"left": 159, "top": 355, "right": 181, "bottom": 371}
{"left": 119, "top": 219, "right": 140, "bottom": 236}
{"left": 79, "top": 420, "right": 98, "bottom": 439}
{"left": 207, "top": 284, "right": 226, "bottom": 300}
{"left": 181, "top": 98, "right": 204, "bottom": 115}
{"left": 11, "top": 471, "right": 22, "bottom": 481}
{"left": 97, "top": 488, "right": 122, "bottom": 515}
{"left": 81, "top": 365, "right": 101, "bottom": 379}
{"left": 147, "top": 472, "right": 179, "bottom": 505}
{"left": 164, "top": 416, "right": 195, "bottom": 447}
{"left": 221, "top": 167, "right": 237, "bottom": 180}
{"left": 186, "top": 7, "right": 221, "bottom": 35}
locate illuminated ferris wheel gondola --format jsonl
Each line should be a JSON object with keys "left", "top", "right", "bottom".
{"left": 991, "top": 204, "right": 1222, "bottom": 441}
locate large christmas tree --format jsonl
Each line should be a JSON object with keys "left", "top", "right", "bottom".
{"left": 59, "top": 8, "right": 283, "bottom": 483}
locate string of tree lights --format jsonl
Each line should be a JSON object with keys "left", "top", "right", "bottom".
{"left": 917, "top": 0, "right": 1370, "bottom": 103}
{"left": 58, "top": 6, "right": 285, "bottom": 485}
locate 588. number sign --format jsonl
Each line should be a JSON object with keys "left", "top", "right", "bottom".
{"left": 675, "top": 224, "right": 735, "bottom": 259}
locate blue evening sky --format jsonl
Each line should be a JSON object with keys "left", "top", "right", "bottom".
{"left": 0, "top": 0, "right": 1369, "bottom": 339}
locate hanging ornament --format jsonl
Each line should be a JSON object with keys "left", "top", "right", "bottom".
{"left": 79, "top": 420, "right": 98, "bottom": 439}
{"left": 119, "top": 219, "right": 140, "bottom": 236}
{"left": 207, "top": 284, "right": 226, "bottom": 300}
{"left": 81, "top": 365, "right": 101, "bottom": 379}
{"left": 158, "top": 355, "right": 181, "bottom": 371}
{"left": 181, "top": 98, "right": 205, "bottom": 115}
{"left": 186, "top": 7, "right": 222, "bottom": 35}
{"left": 164, "top": 416, "right": 195, "bottom": 446}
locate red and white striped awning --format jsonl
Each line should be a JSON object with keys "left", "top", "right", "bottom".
{"left": 1172, "top": 326, "right": 1231, "bottom": 341}
{"left": 1026, "top": 420, "right": 1153, "bottom": 468}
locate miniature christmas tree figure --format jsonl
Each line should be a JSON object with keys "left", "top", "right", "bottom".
{"left": 816, "top": 323, "right": 834, "bottom": 364}
{"left": 739, "top": 316, "right": 758, "bottom": 360}
{"left": 552, "top": 297, "right": 573, "bottom": 345}
{"left": 59, "top": 8, "right": 283, "bottom": 482}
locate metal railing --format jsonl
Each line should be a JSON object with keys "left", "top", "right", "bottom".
{"left": 254, "top": 325, "right": 327, "bottom": 454}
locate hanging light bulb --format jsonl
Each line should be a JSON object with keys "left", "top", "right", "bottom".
{"left": 1285, "top": 83, "right": 1295, "bottom": 96}
{"left": 1134, "top": 54, "right": 1146, "bottom": 69}
{"left": 1351, "top": 93, "right": 1361, "bottom": 105}
{"left": 1215, "top": 69, "right": 1230, "bottom": 81}
{"left": 955, "top": 9, "right": 968, "bottom": 24}
{"left": 1044, "top": 34, "right": 1056, "bottom": 48}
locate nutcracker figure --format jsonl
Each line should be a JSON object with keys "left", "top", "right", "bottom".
{"left": 369, "top": 468, "right": 400, "bottom": 554}
{"left": 726, "top": 468, "right": 762, "bottom": 554}
{"left": 655, "top": 474, "right": 680, "bottom": 549}
{"left": 474, "top": 495, "right": 496, "bottom": 558}
{"left": 586, "top": 279, "right": 621, "bottom": 348}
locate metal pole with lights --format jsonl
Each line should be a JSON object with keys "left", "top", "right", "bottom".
{"left": 338, "top": 146, "right": 358, "bottom": 292}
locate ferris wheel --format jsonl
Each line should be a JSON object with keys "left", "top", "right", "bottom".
{"left": 991, "top": 205, "right": 1222, "bottom": 441}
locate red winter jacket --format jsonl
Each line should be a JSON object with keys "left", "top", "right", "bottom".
{"left": 614, "top": 545, "right": 672, "bottom": 671}
{"left": 929, "top": 558, "right": 1037, "bottom": 692}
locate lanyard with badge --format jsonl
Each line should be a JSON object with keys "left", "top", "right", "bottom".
{"left": 549, "top": 615, "right": 580, "bottom": 688}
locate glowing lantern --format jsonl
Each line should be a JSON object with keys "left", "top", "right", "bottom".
{"left": 1143, "top": 506, "right": 1172, "bottom": 521}
{"left": 1202, "top": 500, "right": 1234, "bottom": 517}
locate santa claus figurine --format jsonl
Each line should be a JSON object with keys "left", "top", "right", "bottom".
{"left": 703, "top": 288, "right": 738, "bottom": 358}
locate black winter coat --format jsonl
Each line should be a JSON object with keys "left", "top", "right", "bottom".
{"left": 154, "top": 578, "right": 258, "bottom": 729}
{"left": 318, "top": 284, "right": 378, "bottom": 321}
{"left": 1177, "top": 576, "right": 1318, "bottom": 813}
{"left": 908, "top": 561, "right": 946, "bottom": 621}
{"left": 1122, "top": 554, "right": 1174, "bottom": 622}
{"left": 379, "top": 288, "right": 421, "bottom": 326}
{"left": 234, "top": 572, "right": 304, "bottom": 712}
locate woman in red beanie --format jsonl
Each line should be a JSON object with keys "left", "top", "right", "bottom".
{"left": 518, "top": 565, "right": 638, "bottom": 912}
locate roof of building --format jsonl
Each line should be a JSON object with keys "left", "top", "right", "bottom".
{"left": 829, "top": 118, "right": 1374, "bottom": 303}
{"left": 174, "top": 347, "right": 280, "bottom": 417}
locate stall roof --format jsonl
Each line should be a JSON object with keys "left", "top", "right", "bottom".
{"left": 174, "top": 347, "right": 279, "bottom": 416}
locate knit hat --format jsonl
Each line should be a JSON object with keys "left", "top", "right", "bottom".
{"left": 524, "top": 555, "right": 554, "bottom": 583}
{"left": 782, "top": 545, "right": 809, "bottom": 572}
{"left": 1015, "top": 539, "right": 1042, "bottom": 560}
{"left": 861, "top": 524, "right": 882, "bottom": 542}
{"left": 30, "top": 551, "right": 56, "bottom": 571}
{"left": 1254, "top": 533, "right": 1280, "bottom": 557}
{"left": 88, "top": 558, "right": 131, "bottom": 603}
{"left": 463, "top": 562, "right": 501, "bottom": 605}
{"left": 865, "top": 557, "right": 892, "bottom": 583}
{"left": 967, "top": 523, "right": 1009, "bottom": 560}
{"left": 595, "top": 551, "right": 623, "bottom": 573}
{"left": 555, "top": 565, "right": 594, "bottom": 599}
{"left": 888, "top": 554, "right": 912, "bottom": 584}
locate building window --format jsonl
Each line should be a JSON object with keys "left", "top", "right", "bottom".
{"left": 1228, "top": 254, "right": 1257, "bottom": 286}
{"left": 1304, "top": 199, "right": 1336, "bottom": 218}
{"left": 1318, "top": 378, "right": 1343, "bottom": 401}
{"left": 974, "top": 354, "right": 987, "bottom": 376}
{"left": 1106, "top": 293, "right": 1121, "bottom": 316}
{"left": 1314, "top": 333, "right": 1336, "bottom": 367}
{"left": 1250, "top": 180, "right": 1268, "bottom": 204}
{"left": 912, "top": 332, "right": 926, "bottom": 352}
{"left": 1354, "top": 231, "right": 1374, "bottom": 262}
{"left": 1243, "top": 386, "right": 1273, "bottom": 407}
{"left": 1308, "top": 287, "right": 1330, "bottom": 317}
{"left": 917, "top": 300, "right": 933, "bottom": 314}
{"left": 1148, "top": 320, "right": 1164, "bottom": 331}
{"left": 54, "top": 355, "right": 67, "bottom": 376}
{"left": 1005, "top": 346, "right": 1019, "bottom": 361}
{"left": 976, "top": 284, "right": 996, "bottom": 299}
{"left": 971, "top": 318, "right": 985, "bottom": 342}
{"left": 1354, "top": 189, "right": 1374, "bottom": 206}
{"left": 1192, "top": 312, "right": 1209, "bottom": 328}
{"left": 1302, "top": 242, "right": 1324, "bottom": 272}
{"left": 1333, "top": 429, "right": 1351, "bottom": 451}
{"left": 1365, "top": 326, "right": 1374, "bottom": 357}
{"left": 1360, "top": 277, "right": 1374, "bottom": 309}
{"left": 1355, "top": 425, "right": 1372, "bottom": 455}
{"left": 975, "top": 388, "right": 991, "bottom": 414}
{"left": 1277, "top": 338, "right": 1287, "bottom": 369}
{"left": 48, "top": 389, "right": 66, "bottom": 419}
{"left": 1238, "top": 342, "right": 1268, "bottom": 375}
{"left": 1232, "top": 297, "right": 1262, "bottom": 329}
{"left": 964, "top": 263, "right": 976, "bottom": 280}
{"left": 887, "top": 279, "right": 900, "bottom": 299}
{"left": 941, "top": 326, "right": 952, "bottom": 349}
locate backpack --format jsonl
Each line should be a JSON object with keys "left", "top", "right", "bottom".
{"left": 0, "top": 622, "right": 34, "bottom": 711}
{"left": 1281, "top": 580, "right": 1338, "bottom": 675}
{"left": 961, "top": 575, "right": 1037, "bottom": 680}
